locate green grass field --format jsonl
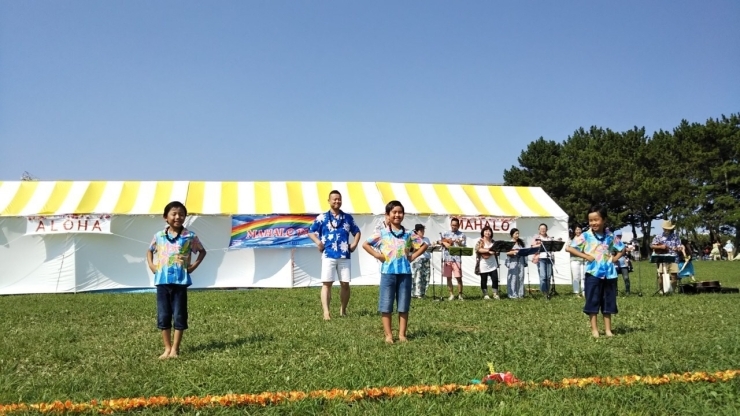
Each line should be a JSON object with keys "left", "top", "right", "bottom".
{"left": 1, "top": 260, "right": 740, "bottom": 415}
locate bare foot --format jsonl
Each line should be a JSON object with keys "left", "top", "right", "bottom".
{"left": 159, "top": 349, "right": 171, "bottom": 360}
{"left": 398, "top": 336, "right": 408, "bottom": 343}
{"left": 591, "top": 330, "right": 600, "bottom": 338}
{"left": 605, "top": 331, "right": 614, "bottom": 337}
{"left": 385, "top": 336, "right": 394, "bottom": 344}
{"left": 168, "top": 349, "right": 179, "bottom": 358}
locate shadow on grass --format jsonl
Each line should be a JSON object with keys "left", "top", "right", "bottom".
{"left": 355, "top": 308, "right": 379, "bottom": 317}
{"left": 611, "top": 326, "right": 649, "bottom": 335}
{"left": 407, "top": 327, "right": 473, "bottom": 341}
{"left": 188, "top": 333, "right": 275, "bottom": 353}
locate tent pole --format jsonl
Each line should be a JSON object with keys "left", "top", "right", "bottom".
{"left": 290, "top": 248, "right": 295, "bottom": 288}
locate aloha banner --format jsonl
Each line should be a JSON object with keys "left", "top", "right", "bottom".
{"left": 26, "top": 214, "right": 112, "bottom": 235}
{"left": 230, "top": 214, "right": 316, "bottom": 249}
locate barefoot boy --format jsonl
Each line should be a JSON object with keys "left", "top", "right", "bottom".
{"left": 146, "top": 201, "right": 206, "bottom": 359}
{"left": 566, "top": 206, "right": 624, "bottom": 338}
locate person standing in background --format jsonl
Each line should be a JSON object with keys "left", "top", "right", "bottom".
{"left": 441, "top": 218, "right": 467, "bottom": 300}
{"left": 411, "top": 224, "right": 431, "bottom": 298}
{"left": 476, "top": 226, "right": 500, "bottom": 300}
{"left": 570, "top": 226, "right": 586, "bottom": 297}
{"left": 531, "top": 224, "right": 554, "bottom": 296}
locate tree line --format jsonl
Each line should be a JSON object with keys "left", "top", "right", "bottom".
{"left": 503, "top": 113, "right": 740, "bottom": 255}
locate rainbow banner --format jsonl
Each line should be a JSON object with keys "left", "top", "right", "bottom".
{"left": 230, "top": 214, "right": 316, "bottom": 249}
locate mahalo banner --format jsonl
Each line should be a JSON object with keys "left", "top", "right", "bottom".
{"left": 26, "top": 214, "right": 112, "bottom": 235}
{"left": 230, "top": 214, "right": 315, "bottom": 249}
{"left": 449, "top": 216, "right": 517, "bottom": 233}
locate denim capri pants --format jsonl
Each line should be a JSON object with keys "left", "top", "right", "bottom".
{"left": 157, "top": 284, "right": 189, "bottom": 330}
{"left": 583, "top": 274, "right": 618, "bottom": 315}
{"left": 378, "top": 273, "right": 412, "bottom": 314}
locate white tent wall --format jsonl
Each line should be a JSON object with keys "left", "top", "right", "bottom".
{"left": 186, "top": 216, "right": 293, "bottom": 288}
{"left": 0, "top": 217, "right": 77, "bottom": 294}
{"left": 0, "top": 213, "right": 571, "bottom": 295}
{"left": 73, "top": 216, "right": 159, "bottom": 292}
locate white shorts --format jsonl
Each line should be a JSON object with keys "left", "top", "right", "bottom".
{"left": 321, "top": 258, "right": 351, "bottom": 283}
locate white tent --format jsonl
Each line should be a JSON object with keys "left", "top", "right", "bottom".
{"left": 0, "top": 181, "right": 569, "bottom": 295}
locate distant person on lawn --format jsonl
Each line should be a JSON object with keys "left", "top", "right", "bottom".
{"left": 724, "top": 240, "right": 735, "bottom": 261}
{"left": 147, "top": 201, "right": 207, "bottom": 359}
{"left": 308, "top": 190, "right": 362, "bottom": 320}
{"left": 650, "top": 220, "right": 680, "bottom": 293}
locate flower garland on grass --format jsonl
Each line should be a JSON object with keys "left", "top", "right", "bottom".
{"left": 1, "top": 369, "right": 738, "bottom": 414}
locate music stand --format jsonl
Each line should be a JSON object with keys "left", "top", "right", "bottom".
{"left": 427, "top": 245, "right": 446, "bottom": 301}
{"left": 492, "top": 241, "right": 515, "bottom": 298}
{"left": 632, "top": 240, "right": 644, "bottom": 297}
{"left": 448, "top": 247, "right": 474, "bottom": 257}
{"left": 540, "top": 241, "right": 564, "bottom": 300}
{"left": 514, "top": 247, "right": 540, "bottom": 256}
{"left": 650, "top": 253, "right": 676, "bottom": 296}
{"left": 492, "top": 241, "right": 515, "bottom": 252}
{"left": 513, "top": 247, "right": 539, "bottom": 298}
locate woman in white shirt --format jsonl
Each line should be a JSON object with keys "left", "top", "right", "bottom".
{"left": 476, "top": 226, "right": 500, "bottom": 299}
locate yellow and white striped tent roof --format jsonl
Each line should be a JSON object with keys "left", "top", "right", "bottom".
{"left": 0, "top": 181, "right": 567, "bottom": 218}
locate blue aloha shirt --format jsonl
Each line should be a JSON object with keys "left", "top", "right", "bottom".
{"left": 309, "top": 210, "right": 361, "bottom": 259}
{"left": 570, "top": 229, "right": 625, "bottom": 279}
{"left": 442, "top": 230, "right": 467, "bottom": 263}
{"left": 366, "top": 227, "right": 425, "bottom": 274}
{"left": 651, "top": 232, "right": 681, "bottom": 261}
{"left": 149, "top": 227, "right": 204, "bottom": 286}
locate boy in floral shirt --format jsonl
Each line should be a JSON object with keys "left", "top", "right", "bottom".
{"left": 147, "top": 201, "right": 206, "bottom": 359}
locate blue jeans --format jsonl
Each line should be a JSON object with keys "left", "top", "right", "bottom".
{"left": 618, "top": 267, "right": 631, "bottom": 294}
{"left": 378, "top": 273, "right": 412, "bottom": 314}
{"left": 506, "top": 261, "right": 526, "bottom": 299}
{"left": 157, "top": 284, "right": 188, "bottom": 330}
{"left": 537, "top": 260, "right": 553, "bottom": 294}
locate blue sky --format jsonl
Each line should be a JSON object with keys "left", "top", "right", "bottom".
{"left": 1, "top": 1, "right": 738, "bottom": 184}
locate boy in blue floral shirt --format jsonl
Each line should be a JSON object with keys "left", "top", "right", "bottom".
{"left": 308, "top": 190, "right": 361, "bottom": 320}
{"left": 147, "top": 201, "right": 206, "bottom": 359}
{"left": 567, "top": 206, "right": 624, "bottom": 338}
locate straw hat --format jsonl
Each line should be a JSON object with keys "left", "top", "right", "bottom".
{"left": 661, "top": 220, "right": 676, "bottom": 230}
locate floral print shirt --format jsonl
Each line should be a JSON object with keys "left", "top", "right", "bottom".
{"left": 366, "top": 226, "right": 425, "bottom": 274}
{"left": 149, "top": 227, "right": 204, "bottom": 286}
{"left": 309, "top": 210, "right": 361, "bottom": 259}
{"left": 570, "top": 229, "right": 625, "bottom": 279}
{"left": 651, "top": 231, "right": 681, "bottom": 258}
{"left": 442, "top": 230, "right": 466, "bottom": 263}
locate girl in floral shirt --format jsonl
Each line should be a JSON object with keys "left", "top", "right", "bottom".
{"left": 363, "top": 201, "right": 428, "bottom": 344}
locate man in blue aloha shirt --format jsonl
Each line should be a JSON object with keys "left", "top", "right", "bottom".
{"left": 308, "top": 190, "right": 362, "bottom": 320}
